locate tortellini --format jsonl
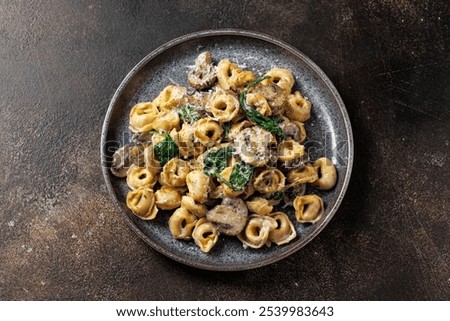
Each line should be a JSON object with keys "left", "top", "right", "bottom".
{"left": 126, "top": 164, "right": 157, "bottom": 190}
{"left": 277, "top": 139, "right": 305, "bottom": 164}
{"left": 180, "top": 195, "right": 207, "bottom": 218}
{"left": 152, "top": 85, "right": 187, "bottom": 110}
{"left": 287, "top": 163, "right": 318, "bottom": 186}
{"left": 238, "top": 214, "right": 277, "bottom": 249}
{"left": 186, "top": 170, "right": 210, "bottom": 203}
{"left": 207, "top": 90, "right": 240, "bottom": 122}
{"left": 192, "top": 218, "right": 219, "bottom": 253}
{"left": 311, "top": 157, "right": 337, "bottom": 190}
{"left": 168, "top": 207, "right": 198, "bottom": 239}
{"left": 113, "top": 51, "right": 339, "bottom": 254}
{"left": 293, "top": 195, "right": 324, "bottom": 224}
{"left": 158, "top": 158, "right": 190, "bottom": 187}
{"left": 246, "top": 93, "right": 272, "bottom": 116}
{"left": 268, "top": 212, "right": 297, "bottom": 245}
{"left": 155, "top": 186, "right": 182, "bottom": 210}
{"left": 194, "top": 118, "right": 223, "bottom": 147}
{"left": 219, "top": 167, "right": 244, "bottom": 198}
{"left": 126, "top": 186, "right": 158, "bottom": 220}
{"left": 151, "top": 109, "right": 180, "bottom": 132}
{"left": 129, "top": 102, "right": 159, "bottom": 133}
{"left": 253, "top": 168, "right": 286, "bottom": 194}
{"left": 286, "top": 91, "right": 311, "bottom": 122}
{"left": 262, "top": 68, "right": 295, "bottom": 95}
{"left": 177, "top": 123, "right": 205, "bottom": 158}
{"left": 217, "top": 59, "right": 255, "bottom": 90}
{"left": 245, "top": 197, "right": 273, "bottom": 216}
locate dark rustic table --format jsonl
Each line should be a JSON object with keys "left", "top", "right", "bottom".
{"left": 1, "top": 1, "right": 449, "bottom": 300}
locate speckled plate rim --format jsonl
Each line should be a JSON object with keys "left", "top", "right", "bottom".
{"left": 101, "top": 29, "right": 354, "bottom": 271}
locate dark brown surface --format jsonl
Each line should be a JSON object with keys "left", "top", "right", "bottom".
{"left": 0, "top": 0, "right": 448, "bottom": 300}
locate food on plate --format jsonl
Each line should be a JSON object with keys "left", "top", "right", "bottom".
{"left": 111, "top": 51, "right": 337, "bottom": 252}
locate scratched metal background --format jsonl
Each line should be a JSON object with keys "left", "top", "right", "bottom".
{"left": 0, "top": 0, "right": 448, "bottom": 299}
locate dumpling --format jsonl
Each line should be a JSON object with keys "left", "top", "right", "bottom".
{"left": 268, "top": 212, "right": 297, "bottom": 245}
{"left": 154, "top": 186, "right": 182, "bottom": 210}
{"left": 158, "top": 158, "right": 190, "bottom": 187}
{"left": 311, "top": 157, "right": 337, "bottom": 190}
{"left": 186, "top": 170, "right": 210, "bottom": 203}
{"left": 245, "top": 197, "right": 273, "bottom": 216}
{"left": 293, "top": 195, "right": 324, "bottom": 224}
{"left": 237, "top": 214, "right": 277, "bottom": 249}
{"left": 168, "top": 207, "right": 198, "bottom": 239}
{"left": 192, "top": 218, "right": 220, "bottom": 253}
{"left": 126, "top": 186, "right": 158, "bottom": 220}
{"left": 253, "top": 167, "right": 285, "bottom": 194}
{"left": 126, "top": 164, "right": 157, "bottom": 190}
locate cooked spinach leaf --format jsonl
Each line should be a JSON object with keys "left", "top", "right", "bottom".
{"left": 151, "top": 132, "right": 178, "bottom": 166}
{"left": 229, "top": 161, "right": 254, "bottom": 191}
{"left": 178, "top": 104, "right": 200, "bottom": 124}
{"left": 239, "top": 76, "right": 285, "bottom": 138}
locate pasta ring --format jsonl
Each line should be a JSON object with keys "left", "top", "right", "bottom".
{"left": 245, "top": 197, "right": 273, "bottom": 216}
{"left": 219, "top": 167, "right": 244, "bottom": 198}
{"left": 287, "top": 163, "right": 318, "bottom": 186}
{"left": 151, "top": 110, "right": 180, "bottom": 132}
{"left": 180, "top": 195, "right": 207, "bottom": 218}
{"left": 277, "top": 139, "right": 305, "bottom": 162}
{"left": 246, "top": 93, "right": 272, "bottom": 116}
{"left": 152, "top": 85, "right": 187, "bottom": 111}
{"left": 311, "top": 157, "right": 337, "bottom": 190}
{"left": 208, "top": 92, "right": 240, "bottom": 122}
{"left": 293, "top": 194, "right": 324, "bottom": 224}
{"left": 186, "top": 170, "right": 210, "bottom": 203}
{"left": 168, "top": 207, "right": 198, "bottom": 239}
{"left": 194, "top": 118, "right": 223, "bottom": 147}
{"left": 268, "top": 212, "right": 297, "bottom": 245}
{"left": 158, "top": 158, "right": 190, "bottom": 187}
{"left": 129, "top": 102, "right": 159, "bottom": 133}
{"left": 154, "top": 185, "right": 182, "bottom": 210}
{"left": 262, "top": 68, "right": 295, "bottom": 95}
{"left": 217, "top": 59, "right": 255, "bottom": 90}
{"left": 192, "top": 218, "right": 219, "bottom": 253}
{"left": 286, "top": 91, "right": 311, "bottom": 122}
{"left": 126, "top": 186, "right": 158, "bottom": 220}
{"left": 237, "top": 214, "right": 277, "bottom": 249}
{"left": 126, "top": 164, "right": 157, "bottom": 190}
{"left": 253, "top": 168, "right": 285, "bottom": 194}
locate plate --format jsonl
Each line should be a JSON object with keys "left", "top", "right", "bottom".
{"left": 101, "top": 29, "right": 353, "bottom": 271}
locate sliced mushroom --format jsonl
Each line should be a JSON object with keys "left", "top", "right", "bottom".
{"left": 188, "top": 51, "right": 217, "bottom": 90}
{"left": 282, "top": 184, "right": 306, "bottom": 208}
{"left": 206, "top": 197, "right": 248, "bottom": 236}
{"left": 110, "top": 144, "right": 145, "bottom": 177}
{"left": 250, "top": 83, "right": 287, "bottom": 116}
{"left": 132, "top": 132, "right": 153, "bottom": 144}
{"left": 233, "top": 126, "right": 274, "bottom": 167}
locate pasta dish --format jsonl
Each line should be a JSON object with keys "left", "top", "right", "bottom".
{"left": 110, "top": 52, "right": 337, "bottom": 253}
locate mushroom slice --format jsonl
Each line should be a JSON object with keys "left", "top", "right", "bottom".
{"left": 110, "top": 144, "right": 145, "bottom": 177}
{"left": 282, "top": 183, "right": 306, "bottom": 208}
{"left": 237, "top": 214, "right": 277, "bottom": 249}
{"left": 268, "top": 212, "right": 297, "bottom": 245}
{"left": 206, "top": 197, "right": 248, "bottom": 236}
{"left": 233, "top": 126, "right": 274, "bottom": 167}
{"left": 250, "top": 83, "right": 288, "bottom": 116}
{"left": 188, "top": 51, "right": 217, "bottom": 90}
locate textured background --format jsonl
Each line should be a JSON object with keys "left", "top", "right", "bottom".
{"left": 0, "top": 0, "right": 449, "bottom": 300}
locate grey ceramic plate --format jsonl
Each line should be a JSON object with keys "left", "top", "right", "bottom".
{"left": 101, "top": 29, "right": 353, "bottom": 271}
